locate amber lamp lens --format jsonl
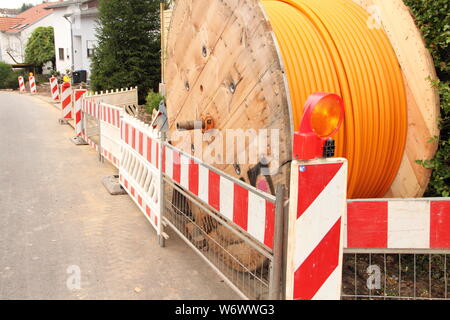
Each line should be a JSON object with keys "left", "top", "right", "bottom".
{"left": 310, "top": 96, "right": 343, "bottom": 138}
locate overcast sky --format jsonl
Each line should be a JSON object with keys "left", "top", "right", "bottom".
{"left": 1, "top": 0, "right": 42, "bottom": 9}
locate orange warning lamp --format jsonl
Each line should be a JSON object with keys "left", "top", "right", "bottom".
{"left": 293, "top": 92, "right": 344, "bottom": 161}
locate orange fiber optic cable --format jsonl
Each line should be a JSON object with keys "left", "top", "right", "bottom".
{"left": 261, "top": 0, "right": 407, "bottom": 198}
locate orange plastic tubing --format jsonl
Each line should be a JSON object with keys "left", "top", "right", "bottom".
{"left": 261, "top": 0, "right": 407, "bottom": 198}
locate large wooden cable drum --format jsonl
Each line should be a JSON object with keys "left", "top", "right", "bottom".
{"left": 164, "top": 0, "right": 440, "bottom": 199}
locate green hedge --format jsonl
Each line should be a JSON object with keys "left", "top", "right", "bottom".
{"left": 404, "top": 0, "right": 449, "bottom": 197}
{"left": 0, "top": 62, "right": 20, "bottom": 90}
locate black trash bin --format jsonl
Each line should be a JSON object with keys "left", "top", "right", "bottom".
{"left": 72, "top": 70, "right": 87, "bottom": 84}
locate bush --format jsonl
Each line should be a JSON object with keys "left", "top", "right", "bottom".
{"left": 25, "top": 26, "right": 55, "bottom": 68}
{"left": 145, "top": 90, "right": 165, "bottom": 115}
{"left": 0, "top": 62, "right": 19, "bottom": 90}
{"left": 404, "top": 0, "right": 449, "bottom": 197}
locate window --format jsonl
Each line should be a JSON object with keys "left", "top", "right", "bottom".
{"left": 59, "top": 48, "right": 64, "bottom": 60}
{"left": 87, "top": 40, "right": 97, "bottom": 58}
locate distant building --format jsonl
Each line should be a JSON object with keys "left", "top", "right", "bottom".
{"left": 0, "top": 2, "right": 62, "bottom": 74}
{"left": 0, "top": 8, "right": 20, "bottom": 17}
{"left": 45, "top": 0, "right": 99, "bottom": 78}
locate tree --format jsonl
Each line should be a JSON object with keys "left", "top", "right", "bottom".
{"left": 25, "top": 26, "right": 55, "bottom": 69}
{"left": 90, "top": 0, "right": 161, "bottom": 104}
{"left": 19, "top": 3, "right": 34, "bottom": 12}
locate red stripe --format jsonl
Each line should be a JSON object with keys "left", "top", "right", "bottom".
{"left": 62, "top": 96, "right": 71, "bottom": 108}
{"left": 188, "top": 160, "right": 199, "bottom": 196}
{"left": 139, "top": 132, "right": 144, "bottom": 156}
{"left": 125, "top": 123, "right": 129, "bottom": 144}
{"left": 124, "top": 179, "right": 128, "bottom": 189}
{"left": 146, "top": 206, "right": 151, "bottom": 217}
{"left": 293, "top": 218, "right": 342, "bottom": 300}
{"left": 155, "top": 216, "right": 158, "bottom": 227}
{"left": 108, "top": 108, "right": 112, "bottom": 124}
{"left": 138, "top": 195, "right": 143, "bottom": 207}
{"left": 264, "top": 201, "right": 276, "bottom": 249}
{"left": 75, "top": 90, "right": 85, "bottom": 101}
{"left": 430, "top": 201, "right": 450, "bottom": 249}
{"left": 347, "top": 201, "right": 388, "bottom": 249}
{"left": 297, "top": 163, "right": 343, "bottom": 219}
{"left": 173, "top": 152, "right": 181, "bottom": 183}
{"left": 131, "top": 187, "right": 135, "bottom": 197}
{"left": 208, "top": 170, "right": 220, "bottom": 211}
{"left": 233, "top": 185, "right": 249, "bottom": 230}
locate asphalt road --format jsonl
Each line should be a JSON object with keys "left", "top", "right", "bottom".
{"left": 0, "top": 91, "right": 238, "bottom": 300}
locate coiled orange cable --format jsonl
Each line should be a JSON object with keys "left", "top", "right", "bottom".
{"left": 261, "top": 0, "right": 407, "bottom": 198}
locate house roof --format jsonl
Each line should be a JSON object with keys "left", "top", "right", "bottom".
{"left": 1, "top": 2, "right": 56, "bottom": 34}
{"left": 0, "top": 17, "right": 23, "bottom": 32}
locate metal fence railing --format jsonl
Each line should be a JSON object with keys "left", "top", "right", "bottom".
{"left": 162, "top": 179, "right": 280, "bottom": 300}
{"left": 342, "top": 251, "right": 450, "bottom": 300}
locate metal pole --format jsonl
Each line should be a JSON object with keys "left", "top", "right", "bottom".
{"left": 159, "top": 131, "right": 166, "bottom": 247}
{"left": 268, "top": 184, "right": 285, "bottom": 300}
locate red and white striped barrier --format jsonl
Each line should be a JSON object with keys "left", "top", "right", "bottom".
{"left": 120, "top": 114, "right": 162, "bottom": 233}
{"left": 345, "top": 199, "right": 450, "bottom": 250}
{"left": 120, "top": 116, "right": 277, "bottom": 249}
{"left": 60, "top": 83, "right": 72, "bottom": 119}
{"left": 49, "top": 77, "right": 60, "bottom": 101}
{"left": 286, "top": 158, "right": 347, "bottom": 300}
{"left": 18, "top": 76, "right": 25, "bottom": 92}
{"left": 82, "top": 98, "right": 100, "bottom": 119}
{"left": 81, "top": 99, "right": 100, "bottom": 151}
{"left": 73, "top": 89, "right": 87, "bottom": 136}
{"left": 100, "top": 103, "right": 123, "bottom": 168}
{"left": 29, "top": 76, "right": 37, "bottom": 93}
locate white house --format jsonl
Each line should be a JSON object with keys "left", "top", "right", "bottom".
{"left": 45, "top": 0, "right": 99, "bottom": 78}
{"left": 0, "top": 2, "right": 63, "bottom": 73}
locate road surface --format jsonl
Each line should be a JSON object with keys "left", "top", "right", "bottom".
{"left": 0, "top": 91, "right": 238, "bottom": 300}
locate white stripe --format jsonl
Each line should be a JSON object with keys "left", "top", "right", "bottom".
{"left": 388, "top": 200, "right": 430, "bottom": 249}
{"left": 198, "top": 165, "right": 209, "bottom": 203}
{"left": 247, "top": 192, "right": 266, "bottom": 242}
{"left": 180, "top": 155, "right": 189, "bottom": 189}
{"left": 294, "top": 165, "right": 346, "bottom": 270}
{"left": 136, "top": 129, "right": 141, "bottom": 151}
{"left": 142, "top": 133, "right": 148, "bottom": 157}
{"left": 219, "top": 176, "right": 234, "bottom": 221}
{"left": 128, "top": 124, "right": 133, "bottom": 146}
{"left": 165, "top": 148, "right": 173, "bottom": 178}
{"left": 312, "top": 267, "right": 342, "bottom": 300}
